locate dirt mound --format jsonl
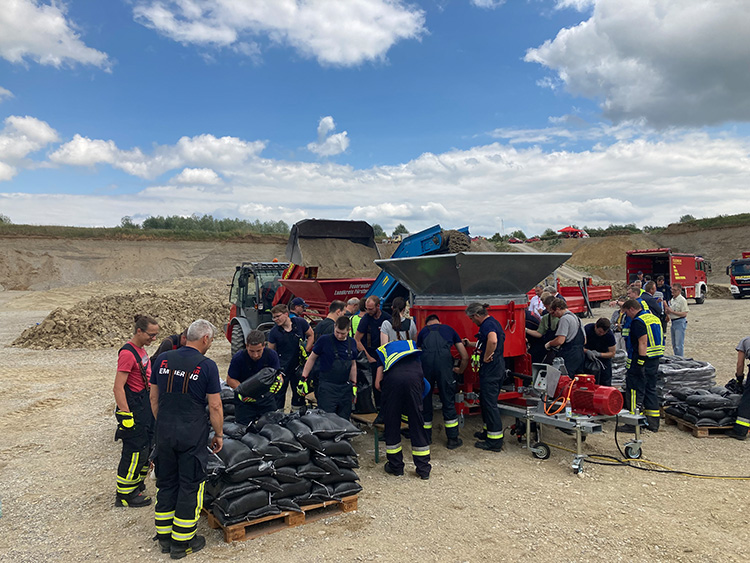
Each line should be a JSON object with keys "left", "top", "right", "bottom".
{"left": 0, "top": 237, "right": 287, "bottom": 291}
{"left": 294, "top": 238, "right": 381, "bottom": 278}
{"left": 12, "top": 279, "right": 229, "bottom": 349}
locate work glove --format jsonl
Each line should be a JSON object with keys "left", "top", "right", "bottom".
{"left": 269, "top": 372, "right": 284, "bottom": 394}
{"left": 584, "top": 349, "right": 597, "bottom": 361}
{"left": 237, "top": 393, "right": 256, "bottom": 403}
{"left": 350, "top": 382, "right": 358, "bottom": 405}
{"left": 297, "top": 378, "right": 310, "bottom": 397}
{"left": 115, "top": 410, "right": 134, "bottom": 431}
{"left": 736, "top": 373, "right": 745, "bottom": 387}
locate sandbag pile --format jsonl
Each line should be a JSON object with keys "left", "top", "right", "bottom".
{"left": 12, "top": 279, "right": 227, "bottom": 349}
{"left": 205, "top": 409, "right": 364, "bottom": 528}
{"left": 662, "top": 385, "right": 741, "bottom": 427}
{"left": 611, "top": 352, "right": 716, "bottom": 400}
{"left": 656, "top": 356, "right": 716, "bottom": 398}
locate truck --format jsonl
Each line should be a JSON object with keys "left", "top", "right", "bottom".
{"left": 727, "top": 251, "right": 750, "bottom": 299}
{"left": 626, "top": 248, "right": 711, "bottom": 304}
{"left": 225, "top": 220, "right": 379, "bottom": 354}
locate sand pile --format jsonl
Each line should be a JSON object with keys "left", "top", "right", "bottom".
{"left": 294, "top": 238, "right": 381, "bottom": 278}
{"left": 12, "top": 279, "right": 229, "bottom": 350}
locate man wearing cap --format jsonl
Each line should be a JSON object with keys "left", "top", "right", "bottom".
{"left": 289, "top": 297, "right": 307, "bottom": 318}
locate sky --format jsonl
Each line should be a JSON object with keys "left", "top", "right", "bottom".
{"left": 0, "top": 0, "right": 749, "bottom": 238}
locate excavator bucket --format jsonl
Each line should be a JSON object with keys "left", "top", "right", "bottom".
{"left": 285, "top": 219, "right": 381, "bottom": 278}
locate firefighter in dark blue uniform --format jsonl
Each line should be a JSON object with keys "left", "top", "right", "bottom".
{"left": 374, "top": 340, "right": 431, "bottom": 479}
{"left": 417, "top": 314, "right": 469, "bottom": 449}
{"left": 150, "top": 320, "right": 224, "bottom": 559}
{"left": 618, "top": 299, "right": 664, "bottom": 433}
{"left": 464, "top": 303, "right": 505, "bottom": 452}
{"left": 226, "top": 329, "right": 282, "bottom": 424}
{"left": 299, "top": 316, "right": 358, "bottom": 419}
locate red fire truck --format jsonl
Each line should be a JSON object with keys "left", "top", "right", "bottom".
{"left": 727, "top": 252, "right": 750, "bottom": 300}
{"left": 626, "top": 248, "right": 710, "bottom": 304}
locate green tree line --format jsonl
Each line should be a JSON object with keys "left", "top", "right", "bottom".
{"left": 121, "top": 214, "right": 290, "bottom": 234}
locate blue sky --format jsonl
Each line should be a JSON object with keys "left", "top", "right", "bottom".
{"left": 1, "top": 0, "right": 749, "bottom": 237}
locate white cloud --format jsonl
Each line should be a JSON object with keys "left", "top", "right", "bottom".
{"left": 0, "top": 87, "right": 13, "bottom": 102}
{"left": 49, "top": 133, "right": 266, "bottom": 179}
{"left": 0, "top": 115, "right": 59, "bottom": 180}
{"left": 526, "top": 0, "right": 750, "bottom": 127}
{"left": 0, "top": 0, "right": 110, "bottom": 69}
{"left": 307, "top": 116, "right": 350, "bottom": 157}
{"left": 4, "top": 121, "right": 750, "bottom": 236}
{"left": 133, "top": 0, "right": 426, "bottom": 66}
{"left": 171, "top": 167, "right": 222, "bottom": 185}
{"left": 554, "top": 0, "right": 595, "bottom": 10}
{"left": 471, "top": 0, "right": 506, "bottom": 8}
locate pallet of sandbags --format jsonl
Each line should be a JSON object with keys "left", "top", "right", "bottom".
{"left": 662, "top": 412, "right": 734, "bottom": 438}
{"left": 203, "top": 408, "right": 364, "bottom": 542}
{"left": 203, "top": 495, "right": 358, "bottom": 542}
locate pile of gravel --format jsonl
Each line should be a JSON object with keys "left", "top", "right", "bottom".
{"left": 12, "top": 280, "right": 228, "bottom": 350}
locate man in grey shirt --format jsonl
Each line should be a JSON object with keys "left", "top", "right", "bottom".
{"left": 545, "top": 298, "right": 585, "bottom": 375}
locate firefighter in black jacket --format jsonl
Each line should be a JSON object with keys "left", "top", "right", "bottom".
{"left": 150, "top": 320, "right": 224, "bottom": 559}
{"left": 374, "top": 340, "right": 431, "bottom": 480}
{"left": 417, "top": 314, "right": 469, "bottom": 449}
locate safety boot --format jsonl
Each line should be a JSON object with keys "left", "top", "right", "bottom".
{"left": 383, "top": 462, "right": 404, "bottom": 476}
{"left": 114, "top": 491, "right": 151, "bottom": 508}
{"left": 170, "top": 535, "right": 206, "bottom": 559}
{"left": 644, "top": 416, "right": 660, "bottom": 432}
{"left": 474, "top": 439, "right": 503, "bottom": 452}
{"left": 473, "top": 430, "right": 487, "bottom": 440}
{"left": 446, "top": 437, "right": 463, "bottom": 450}
{"left": 153, "top": 534, "right": 171, "bottom": 553}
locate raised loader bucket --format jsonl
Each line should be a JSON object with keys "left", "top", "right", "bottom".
{"left": 374, "top": 252, "right": 571, "bottom": 305}
{"left": 286, "top": 219, "right": 381, "bottom": 278}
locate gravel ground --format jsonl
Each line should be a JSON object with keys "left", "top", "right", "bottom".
{"left": 1, "top": 288, "right": 750, "bottom": 562}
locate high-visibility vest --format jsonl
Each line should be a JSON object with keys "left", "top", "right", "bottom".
{"left": 376, "top": 340, "right": 421, "bottom": 372}
{"left": 635, "top": 311, "right": 665, "bottom": 357}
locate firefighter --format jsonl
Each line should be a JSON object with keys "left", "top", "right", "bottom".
{"left": 617, "top": 299, "right": 664, "bottom": 433}
{"left": 268, "top": 303, "right": 314, "bottom": 411}
{"left": 729, "top": 335, "right": 750, "bottom": 440}
{"left": 226, "top": 329, "right": 282, "bottom": 425}
{"left": 463, "top": 302, "right": 505, "bottom": 452}
{"left": 113, "top": 314, "right": 159, "bottom": 508}
{"left": 150, "top": 319, "right": 223, "bottom": 559}
{"left": 299, "top": 316, "right": 358, "bottom": 420}
{"left": 417, "top": 314, "right": 469, "bottom": 449}
{"left": 374, "top": 340, "right": 431, "bottom": 479}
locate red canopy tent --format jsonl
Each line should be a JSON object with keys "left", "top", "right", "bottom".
{"left": 557, "top": 226, "right": 588, "bottom": 238}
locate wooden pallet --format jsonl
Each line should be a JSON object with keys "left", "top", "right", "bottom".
{"left": 203, "top": 495, "right": 358, "bottom": 543}
{"left": 663, "top": 412, "right": 733, "bottom": 438}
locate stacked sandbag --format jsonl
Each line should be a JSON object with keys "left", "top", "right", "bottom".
{"left": 204, "top": 409, "right": 363, "bottom": 528}
{"left": 657, "top": 356, "right": 716, "bottom": 398}
{"left": 662, "top": 385, "right": 741, "bottom": 427}
{"left": 611, "top": 349, "right": 628, "bottom": 389}
{"left": 610, "top": 352, "right": 716, "bottom": 401}
{"left": 219, "top": 385, "right": 235, "bottom": 422}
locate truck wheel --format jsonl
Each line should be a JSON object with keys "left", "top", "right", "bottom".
{"left": 231, "top": 323, "right": 245, "bottom": 355}
{"left": 733, "top": 294, "right": 743, "bottom": 300}
{"left": 694, "top": 290, "right": 705, "bottom": 305}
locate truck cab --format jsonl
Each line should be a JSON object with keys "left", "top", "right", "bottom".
{"left": 727, "top": 252, "right": 750, "bottom": 299}
{"left": 626, "top": 248, "right": 710, "bottom": 304}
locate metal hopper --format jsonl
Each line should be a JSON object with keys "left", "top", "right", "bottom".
{"left": 374, "top": 252, "right": 571, "bottom": 306}
{"left": 285, "top": 219, "right": 381, "bottom": 278}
